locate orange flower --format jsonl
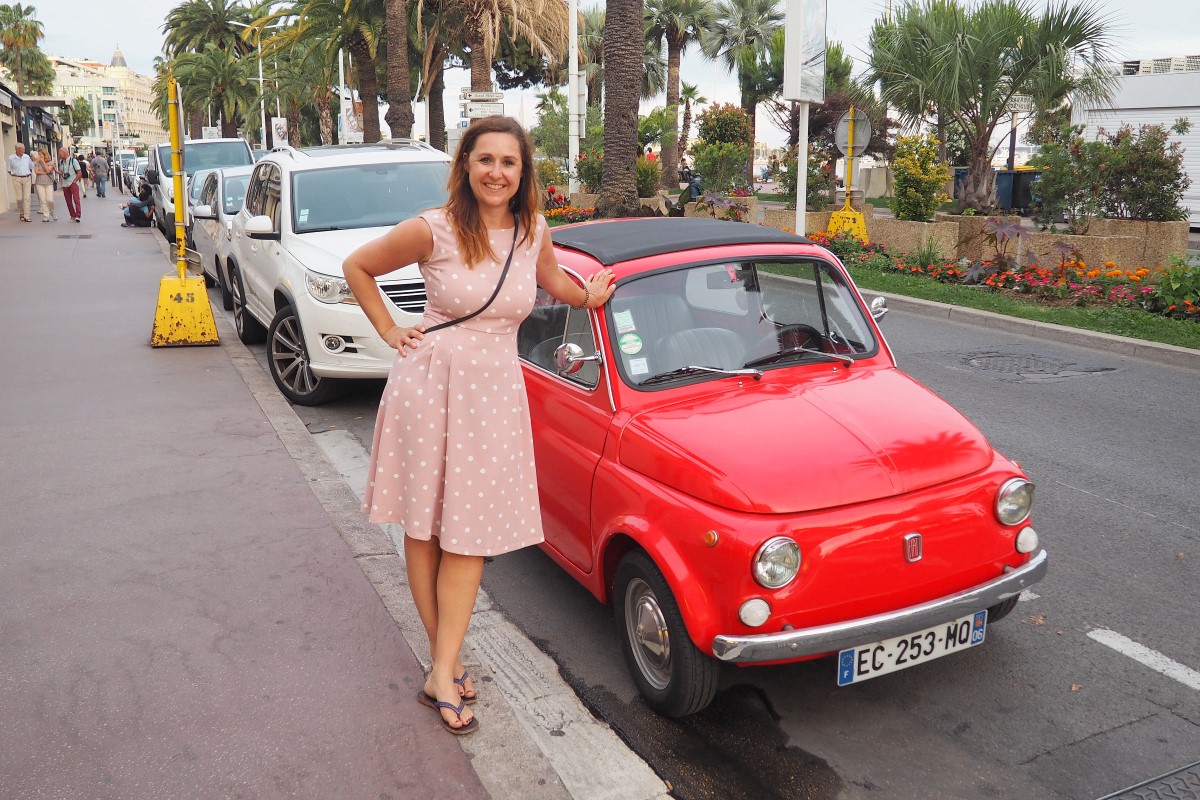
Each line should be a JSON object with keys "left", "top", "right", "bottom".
{"left": 1104, "top": 261, "right": 1116, "bottom": 268}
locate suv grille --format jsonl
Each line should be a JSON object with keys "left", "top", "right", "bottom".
{"left": 380, "top": 279, "right": 427, "bottom": 314}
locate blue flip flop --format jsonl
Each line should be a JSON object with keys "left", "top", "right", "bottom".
{"left": 454, "top": 670, "right": 478, "bottom": 704}
{"left": 416, "top": 690, "right": 479, "bottom": 735}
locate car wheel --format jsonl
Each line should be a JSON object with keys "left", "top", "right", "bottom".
{"left": 229, "top": 264, "right": 266, "bottom": 345}
{"left": 267, "top": 304, "right": 340, "bottom": 406}
{"left": 217, "top": 258, "right": 234, "bottom": 311}
{"left": 986, "top": 596, "right": 1019, "bottom": 624}
{"left": 614, "top": 550, "right": 719, "bottom": 717}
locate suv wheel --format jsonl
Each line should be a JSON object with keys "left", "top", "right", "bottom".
{"left": 216, "top": 258, "right": 234, "bottom": 311}
{"left": 268, "top": 305, "right": 340, "bottom": 406}
{"left": 614, "top": 550, "right": 719, "bottom": 717}
{"left": 229, "top": 264, "right": 266, "bottom": 344}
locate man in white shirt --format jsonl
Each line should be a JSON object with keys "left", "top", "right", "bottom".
{"left": 7, "top": 143, "right": 35, "bottom": 222}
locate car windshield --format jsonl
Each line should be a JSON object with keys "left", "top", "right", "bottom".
{"left": 156, "top": 141, "right": 253, "bottom": 177}
{"left": 608, "top": 259, "right": 878, "bottom": 389}
{"left": 222, "top": 175, "right": 250, "bottom": 215}
{"left": 290, "top": 162, "right": 449, "bottom": 233}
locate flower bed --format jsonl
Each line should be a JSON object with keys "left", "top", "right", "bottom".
{"left": 545, "top": 206, "right": 597, "bottom": 227}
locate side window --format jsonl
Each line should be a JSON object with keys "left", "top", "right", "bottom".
{"left": 262, "top": 164, "right": 283, "bottom": 231}
{"left": 199, "top": 174, "right": 217, "bottom": 208}
{"left": 517, "top": 287, "right": 600, "bottom": 389}
{"left": 243, "top": 166, "right": 267, "bottom": 217}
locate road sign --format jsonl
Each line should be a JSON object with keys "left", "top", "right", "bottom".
{"left": 834, "top": 109, "right": 872, "bottom": 156}
{"left": 466, "top": 102, "right": 505, "bottom": 119}
{"left": 465, "top": 91, "right": 504, "bottom": 102}
{"left": 1008, "top": 94, "right": 1033, "bottom": 113}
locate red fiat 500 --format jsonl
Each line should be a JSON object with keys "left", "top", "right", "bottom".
{"left": 517, "top": 218, "right": 1047, "bottom": 717}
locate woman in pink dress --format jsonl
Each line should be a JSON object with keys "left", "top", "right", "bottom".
{"left": 344, "top": 116, "right": 614, "bottom": 735}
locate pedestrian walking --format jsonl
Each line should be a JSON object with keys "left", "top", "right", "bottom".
{"left": 7, "top": 142, "right": 34, "bottom": 222}
{"left": 77, "top": 153, "right": 91, "bottom": 197}
{"left": 90, "top": 152, "right": 110, "bottom": 198}
{"left": 57, "top": 148, "right": 82, "bottom": 222}
{"left": 342, "top": 116, "right": 615, "bottom": 736}
{"left": 32, "top": 149, "right": 58, "bottom": 221}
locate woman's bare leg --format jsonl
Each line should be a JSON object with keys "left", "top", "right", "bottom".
{"left": 404, "top": 534, "right": 442, "bottom": 647}
{"left": 425, "top": 551, "right": 484, "bottom": 728}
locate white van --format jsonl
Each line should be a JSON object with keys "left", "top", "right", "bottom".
{"left": 145, "top": 137, "right": 254, "bottom": 241}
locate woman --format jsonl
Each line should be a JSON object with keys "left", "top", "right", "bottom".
{"left": 32, "top": 149, "right": 57, "bottom": 222}
{"left": 119, "top": 184, "right": 154, "bottom": 227}
{"left": 77, "top": 153, "right": 90, "bottom": 197}
{"left": 343, "top": 116, "right": 614, "bottom": 735}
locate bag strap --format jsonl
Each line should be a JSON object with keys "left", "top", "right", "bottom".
{"left": 424, "top": 212, "right": 519, "bottom": 334}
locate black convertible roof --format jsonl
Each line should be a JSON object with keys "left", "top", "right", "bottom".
{"left": 550, "top": 217, "right": 812, "bottom": 266}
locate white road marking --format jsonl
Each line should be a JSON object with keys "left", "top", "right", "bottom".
{"left": 1018, "top": 591, "right": 1039, "bottom": 601}
{"left": 1052, "top": 479, "right": 1199, "bottom": 534}
{"left": 1087, "top": 629, "right": 1200, "bottom": 691}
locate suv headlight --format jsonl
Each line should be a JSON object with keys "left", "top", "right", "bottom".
{"left": 305, "top": 270, "right": 358, "bottom": 304}
{"left": 995, "top": 478, "right": 1034, "bottom": 525}
{"left": 753, "top": 537, "right": 801, "bottom": 589}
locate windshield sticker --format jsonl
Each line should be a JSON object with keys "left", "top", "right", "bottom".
{"left": 618, "top": 333, "right": 643, "bottom": 355}
{"left": 629, "top": 357, "right": 649, "bottom": 375}
{"left": 299, "top": 209, "right": 309, "bottom": 223}
{"left": 612, "top": 309, "right": 636, "bottom": 334}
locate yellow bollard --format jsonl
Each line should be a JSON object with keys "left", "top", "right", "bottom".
{"left": 827, "top": 104, "right": 869, "bottom": 243}
{"left": 151, "top": 76, "right": 219, "bottom": 347}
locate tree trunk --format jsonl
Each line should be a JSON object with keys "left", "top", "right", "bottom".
{"left": 384, "top": 0, "right": 416, "bottom": 138}
{"left": 188, "top": 108, "right": 204, "bottom": 141}
{"left": 597, "top": 0, "right": 642, "bottom": 218}
{"left": 349, "top": 36, "right": 382, "bottom": 141}
{"left": 428, "top": 59, "right": 446, "bottom": 152}
{"left": 936, "top": 110, "right": 947, "bottom": 164}
{"left": 679, "top": 101, "right": 692, "bottom": 164}
{"left": 659, "top": 34, "right": 682, "bottom": 189}
{"left": 316, "top": 94, "right": 333, "bottom": 145}
{"left": 465, "top": 21, "right": 492, "bottom": 91}
{"left": 963, "top": 148, "right": 996, "bottom": 212}
{"left": 288, "top": 102, "right": 301, "bottom": 146}
{"left": 744, "top": 95, "right": 758, "bottom": 184}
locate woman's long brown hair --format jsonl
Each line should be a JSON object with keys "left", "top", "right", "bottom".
{"left": 444, "top": 116, "right": 539, "bottom": 268}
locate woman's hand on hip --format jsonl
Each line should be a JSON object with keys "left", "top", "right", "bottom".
{"left": 382, "top": 324, "right": 426, "bottom": 355}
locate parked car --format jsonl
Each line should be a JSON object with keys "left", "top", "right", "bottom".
{"left": 190, "top": 165, "right": 255, "bottom": 311}
{"left": 229, "top": 140, "right": 451, "bottom": 405}
{"left": 144, "top": 137, "right": 255, "bottom": 242}
{"left": 132, "top": 157, "right": 148, "bottom": 193}
{"left": 517, "top": 217, "right": 1047, "bottom": 717}
{"left": 183, "top": 168, "right": 219, "bottom": 249}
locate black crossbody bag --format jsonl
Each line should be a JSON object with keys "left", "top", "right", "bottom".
{"left": 423, "top": 212, "right": 519, "bottom": 334}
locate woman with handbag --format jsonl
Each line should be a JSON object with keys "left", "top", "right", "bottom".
{"left": 32, "top": 150, "right": 58, "bottom": 222}
{"left": 343, "top": 116, "right": 614, "bottom": 736}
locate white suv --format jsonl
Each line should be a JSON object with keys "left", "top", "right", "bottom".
{"left": 228, "top": 141, "right": 451, "bottom": 405}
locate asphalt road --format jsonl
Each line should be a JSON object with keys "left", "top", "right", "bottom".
{"left": 243, "top": 301, "right": 1199, "bottom": 800}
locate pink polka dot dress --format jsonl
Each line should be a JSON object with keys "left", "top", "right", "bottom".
{"left": 362, "top": 209, "right": 546, "bottom": 556}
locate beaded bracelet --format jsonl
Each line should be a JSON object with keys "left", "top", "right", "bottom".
{"left": 575, "top": 284, "right": 591, "bottom": 310}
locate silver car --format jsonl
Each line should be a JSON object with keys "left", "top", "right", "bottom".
{"left": 190, "top": 166, "right": 255, "bottom": 311}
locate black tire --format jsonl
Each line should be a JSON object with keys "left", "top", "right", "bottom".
{"left": 229, "top": 264, "right": 266, "bottom": 345}
{"left": 267, "top": 304, "right": 340, "bottom": 406}
{"left": 614, "top": 550, "right": 719, "bottom": 717}
{"left": 987, "top": 596, "right": 1019, "bottom": 625}
{"left": 217, "top": 258, "right": 234, "bottom": 311}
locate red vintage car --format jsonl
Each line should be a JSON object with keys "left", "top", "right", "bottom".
{"left": 517, "top": 217, "right": 1046, "bottom": 717}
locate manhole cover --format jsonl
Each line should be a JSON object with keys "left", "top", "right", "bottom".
{"left": 961, "top": 351, "right": 1115, "bottom": 383}
{"left": 57, "top": 234, "right": 94, "bottom": 240}
{"left": 1097, "top": 759, "right": 1200, "bottom": 799}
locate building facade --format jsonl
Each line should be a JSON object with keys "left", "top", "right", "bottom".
{"left": 51, "top": 48, "right": 166, "bottom": 150}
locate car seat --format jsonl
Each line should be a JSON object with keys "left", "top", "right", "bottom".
{"left": 658, "top": 328, "right": 746, "bottom": 373}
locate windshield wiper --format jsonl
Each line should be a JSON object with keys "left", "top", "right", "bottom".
{"left": 640, "top": 365, "right": 763, "bottom": 386}
{"left": 743, "top": 346, "right": 853, "bottom": 369}
{"left": 300, "top": 225, "right": 347, "bottom": 233}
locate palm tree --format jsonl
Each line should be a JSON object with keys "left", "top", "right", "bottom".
{"left": 870, "top": 0, "right": 1117, "bottom": 211}
{"left": 579, "top": 6, "right": 605, "bottom": 107}
{"left": 0, "top": 2, "right": 45, "bottom": 95}
{"left": 676, "top": 81, "right": 705, "bottom": 164}
{"left": 700, "top": 0, "right": 782, "bottom": 177}
{"left": 643, "top": 0, "right": 711, "bottom": 187}
{"left": 598, "top": 0, "right": 642, "bottom": 217}
{"left": 174, "top": 44, "right": 256, "bottom": 137}
{"left": 438, "top": 0, "right": 568, "bottom": 92}
{"left": 384, "top": 0, "right": 415, "bottom": 138}
{"left": 640, "top": 32, "right": 666, "bottom": 100}
{"left": 162, "top": 0, "right": 252, "bottom": 56}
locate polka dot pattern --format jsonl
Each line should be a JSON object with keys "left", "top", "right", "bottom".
{"left": 361, "top": 210, "right": 546, "bottom": 557}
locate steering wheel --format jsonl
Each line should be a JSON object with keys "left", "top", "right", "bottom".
{"left": 750, "top": 323, "right": 825, "bottom": 359}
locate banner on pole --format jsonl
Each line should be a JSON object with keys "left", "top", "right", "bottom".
{"left": 341, "top": 92, "right": 363, "bottom": 143}
{"left": 271, "top": 117, "right": 289, "bottom": 146}
{"left": 783, "top": 0, "right": 828, "bottom": 103}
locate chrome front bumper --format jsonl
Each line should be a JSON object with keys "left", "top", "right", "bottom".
{"left": 711, "top": 549, "right": 1048, "bottom": 663}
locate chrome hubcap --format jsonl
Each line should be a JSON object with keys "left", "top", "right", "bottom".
{"left": 271, "top": 314, "right": 320, "bottom": 396}
{"left": 624, "top": 578, "right": 671, "bottom": 690}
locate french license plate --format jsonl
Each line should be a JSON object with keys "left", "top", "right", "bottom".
{"left": 836, "top": 610, "right": 988, "bottom": 686}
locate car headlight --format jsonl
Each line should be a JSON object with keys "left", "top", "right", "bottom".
{"left": 995, "top": 478, "right": 1034, "bottom": 526}
{"left": 305, "top": 270, "right": 358, "bottom": 304}
{"left": 753, "top": 536, "right": 801, "bottom": 589}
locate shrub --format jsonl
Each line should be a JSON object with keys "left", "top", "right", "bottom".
{"left": 779, "top": 146, "right": 833, "bottom": 211}
{"left": 889, "top": 134, "right": 950, "bottom": 221}
{"left": 695, "top": 103, "right": 752, "bottom": 146}
{"left": 535, "top": 157, "right": 567, "bottom": 192}
{"left": 574, "top": 147, "right": 603, "bottom": 193}
{"left": 690, "top": 141, "right": 750, "bottom": 195}
{"left": 636, "top": 156, "right": 662, "bottom": 198}
{"left": 1143, "top": 257, "right": 1200, "bottom": 320}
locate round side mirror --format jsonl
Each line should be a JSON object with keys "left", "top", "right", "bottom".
{"left": 870, "top": 296, "right": 889, "bottom": 322}
{"left": 554, "top": 342, "right": 586, "bottom": 375}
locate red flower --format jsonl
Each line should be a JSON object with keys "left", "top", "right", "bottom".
{"left": 547, "top": 184, "right": 557, "bottom": 194}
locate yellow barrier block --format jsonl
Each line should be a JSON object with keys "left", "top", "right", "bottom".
{"left": 828, "top": 208, "right": 868, "bottom": 243}
{"left": 151, "top": 274, "right": 219, "bottom": 347}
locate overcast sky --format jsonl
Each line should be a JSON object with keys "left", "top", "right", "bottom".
{"left": 34, "top": 0, "right": 1200, "bottom": 147}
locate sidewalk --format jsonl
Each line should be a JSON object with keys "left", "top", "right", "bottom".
{"left": 0, "top": 200, "right": 489, "bottom": 798}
